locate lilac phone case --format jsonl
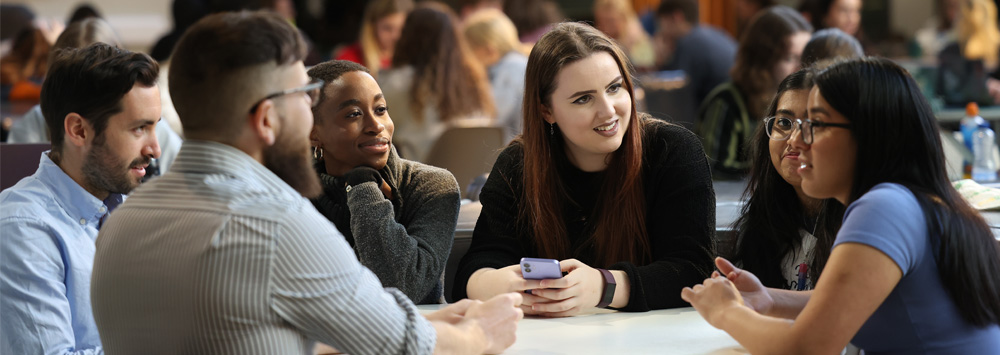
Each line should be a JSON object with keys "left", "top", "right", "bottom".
{"left": 520, "top": 258, "right": 562, "bottom": 280}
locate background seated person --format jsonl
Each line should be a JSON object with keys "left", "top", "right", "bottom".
{"left": 455, "top": 22, "right": 715, "bottom": 316}
{"left": 308, "top": 59, "right": 460, "bottom": 304}
{"left": 697, "top": 5, "right": 811, "bottom": 179}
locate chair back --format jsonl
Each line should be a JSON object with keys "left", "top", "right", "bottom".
{"left": 640, "top": 70, "right": 697, "bottom": 129}
{"left": 425, "top": 120, "right": 505, "bottom": 198}
{"left": 1, "top": 143, "right": 50, "bottom": 191}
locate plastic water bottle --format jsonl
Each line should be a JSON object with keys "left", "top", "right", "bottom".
{"left": 961, "top": 103, "right": 987, "bottom": 178}
{"left": 972, "top": 121, "right": 997, "bottom": 183}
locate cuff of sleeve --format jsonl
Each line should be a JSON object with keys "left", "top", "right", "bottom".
{"left": 345, "top": 181, "right": 386, "bottom": 205}
{"left": 388, "top": 289, "right": 437, "bottom": 355}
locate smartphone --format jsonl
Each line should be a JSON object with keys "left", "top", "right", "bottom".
{"left": 520, "top": 257, "right": 562, "bottom": 280}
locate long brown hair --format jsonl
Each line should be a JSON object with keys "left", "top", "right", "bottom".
{"left": 519, "top": 22, "right": 649, "bottom": 267}
{"left": 392, "top": 1, "right": 494, "bottom": 122}
{"left": 730, "top": 5, "right": 812, "bottom": 117}
{"left": 359, "top": 0, "right": 413, "bottom": 72}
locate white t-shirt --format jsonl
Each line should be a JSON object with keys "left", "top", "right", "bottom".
{"left": 780, "top": 228, "right": 817, "bottom": 290}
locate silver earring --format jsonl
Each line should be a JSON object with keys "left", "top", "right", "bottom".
{"left": 313, "top": 146, "right": 324, "bottom": 160}
{"left": 550, "top": 123, "right": 554, "bottom": 136}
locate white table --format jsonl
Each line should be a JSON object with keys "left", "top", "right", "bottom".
{"left": 417, "top": 305, "right": 747, "bottom": 355}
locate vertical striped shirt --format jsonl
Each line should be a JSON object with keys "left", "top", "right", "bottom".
{"left": 91, "top": 140, "right": 435, "bottom": 355}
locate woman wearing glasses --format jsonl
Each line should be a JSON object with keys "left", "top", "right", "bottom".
{"left": 728, "top": 68, "right": 845, "bottom": 291}
{"left": 683, "top": 57, "right": 1000, "bottom": 353}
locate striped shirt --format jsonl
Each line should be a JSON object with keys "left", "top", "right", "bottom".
{"left": 91, "top": 140, "right": 436, "bottom": 355}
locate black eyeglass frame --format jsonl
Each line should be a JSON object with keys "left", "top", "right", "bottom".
{"left": 249, "top": 78, "right": 325, "bottom": 113}
{"left": 764, "top": 116, "right": 851, "bottom": 144}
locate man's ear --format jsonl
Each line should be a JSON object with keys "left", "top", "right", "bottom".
{"left": 541, "top": 104, "right": 555, "bottom": 124}
{"left": 63, "top": 113, "right": 91, "bottom": 147}
{"left": 250, "top": 100, "right": 277, "bottom": 146}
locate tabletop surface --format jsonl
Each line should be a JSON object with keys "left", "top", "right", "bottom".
{"left": 416, "top": 305, "right": 747, "bottom": 355}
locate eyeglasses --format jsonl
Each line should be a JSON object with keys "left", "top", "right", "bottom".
{"left": 250, "top": 78, "right": 325, "bottom": 113}
{"left": 764, "top": 116, "right": 851, "bottom": 144}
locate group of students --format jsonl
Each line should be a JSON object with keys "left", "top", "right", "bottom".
{"left": 2, "top": 4, "right": 1000, "bottom": 355}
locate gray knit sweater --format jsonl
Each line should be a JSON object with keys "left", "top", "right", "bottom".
{"left": 312, "top": 147, "right": 459, "bottom": 304}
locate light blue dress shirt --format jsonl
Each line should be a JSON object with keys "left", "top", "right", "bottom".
{"left": 1, "top": 151, "right": 120, "bottom": 355}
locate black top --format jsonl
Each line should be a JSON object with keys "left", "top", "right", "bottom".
{"left": 453, "top": 118, "right": 717, "bottom": 311}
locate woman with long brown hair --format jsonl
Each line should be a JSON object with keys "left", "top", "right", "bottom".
{"left": 378, "top": 1, "right": 494, "bottom": 162}
{"left": 454, "top": 22, "right": 715, "bottom": 316}
{"left": 334, "top": 0, "right": 413, "bottom": 74}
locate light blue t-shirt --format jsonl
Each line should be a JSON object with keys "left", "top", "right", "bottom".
{"left": 1, "top": 152, "right": 120, "bottom": 355}
{"left": 834, "top": 183, "right": 1000, "bottom": 354}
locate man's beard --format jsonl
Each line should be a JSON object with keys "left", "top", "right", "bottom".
{"left": 83, "top": 138, "right": 148, "bottom": 196}
{"left": 264, "top": 125, "right": 321, "bottom": 198}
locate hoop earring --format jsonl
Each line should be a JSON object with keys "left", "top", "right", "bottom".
{"left": 313, "top": 146, "right": 324, "bottom": 160}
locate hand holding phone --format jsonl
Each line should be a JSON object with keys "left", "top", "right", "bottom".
{"left": 520, "top": 258, "right": 562, "bottom": 280}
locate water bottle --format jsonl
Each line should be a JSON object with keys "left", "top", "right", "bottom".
{"left": 961, "top": 103, "right": 987, "bottom": 178}
{"left": 972, "top": 121, "right": 997, "bottom": 183}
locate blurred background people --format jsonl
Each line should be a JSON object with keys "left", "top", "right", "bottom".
{"left": 734, "top": 0, "right": 775, "bottom": 33}
{"left": 463, "top": 8, "right": 527, "bottom": 143}
{"left": 593, "top": 0, "right": 655, "bottom": 71}
{"left": 654, "top": 0, "right": 737, "bottom": 107}
{"left": 697, "top": 5, "right": 812, "bottom": 179}
{"left": 809, "top": 0, "right": 862, "bottom": 38}
{"left": 937, "top": 0, "right": 1000, "bottom": 106}
{"left": 379, "top": 2, "right": 494, "bottom": 162}
{"left": 801, "top": 27, "right": 864, "bottom": 68}
{"left": 459, "top": 0, "right": 503, "bottom": 20}
{"left": 914, "top": 0, "right": 960, "bottom": 61}
{"left": 335, "top": 0, "right": 413, "bottom": 75}
{"left": 503, "top": 0, "right": 564, "bottom": 45}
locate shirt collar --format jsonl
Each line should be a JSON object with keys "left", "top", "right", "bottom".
{"left": 169, "top": 140, "right": 302, "bottom": 198}
{"left": 36, "top": 151, "right": 124, "bottom": 225}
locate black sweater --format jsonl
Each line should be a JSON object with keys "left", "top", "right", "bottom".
{"left": 453, "top": 118, "right": 716, "bottom": 311}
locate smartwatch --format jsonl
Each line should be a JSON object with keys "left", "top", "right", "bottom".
{"left": 596, "top": 268, "right": 616, "bottom": 308}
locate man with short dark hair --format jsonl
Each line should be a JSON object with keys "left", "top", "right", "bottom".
{"left": 655, "top": 0, "right": 737, "bottom": 105}
{"left": 0, "top": 42, "right": 162, "bottom": 355}
{"left": 91, "top": 11, "right": 521, "bottom": 354}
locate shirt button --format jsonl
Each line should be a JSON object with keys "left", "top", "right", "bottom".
{"left": 99, "top": 207, "right": 106, "bottom": 213}
{"left": 79, "top": 218, "right": 86, "bottom": 225}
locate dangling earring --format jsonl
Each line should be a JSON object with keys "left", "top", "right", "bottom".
{"left": 313, "top": 146, "right": 324, "bottom": 160}
{"left": 550, "top": 123, "right": 555, "bottom": 136}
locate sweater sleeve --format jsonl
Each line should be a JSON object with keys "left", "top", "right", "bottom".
{"left": 611, "top": 122, "right": 716, "bottom": 311}
{"left": 451, "top": 145, "right": 526, "bottom": 301}
{"left": 345, "top": 168, "right": 459, "bottom": 304}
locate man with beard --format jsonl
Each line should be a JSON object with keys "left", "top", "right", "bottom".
{"left": 90, "top": 11, "right": 522, "bottom": 355}
{"left": 0, "top": 43, "right": 161, "bottom": 355}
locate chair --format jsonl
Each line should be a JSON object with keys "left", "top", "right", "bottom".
{"left": 639, "top": 70, "right": 698, "bottom": 130}
{"left": 424, "top": 119, "right": 505, "bottom": 199}
{"left": 1, "top": 143, "right": 50, "bottom": 191}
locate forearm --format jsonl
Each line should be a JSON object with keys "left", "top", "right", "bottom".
{"left": 765, "top": 289, "right": 812, "bottom": 319}
{"left": 716, "top": 305, "right": 807, "bottom": 355}
{"left": 431, "top": 320, "right": 487, "bottom": 355}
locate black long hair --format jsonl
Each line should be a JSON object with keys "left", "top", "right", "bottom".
{"left": 816, "top": 57, "right": 1000, "bottom": 327}
{"left": 731, "top": 68, "right": 845, "bottom": 288}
